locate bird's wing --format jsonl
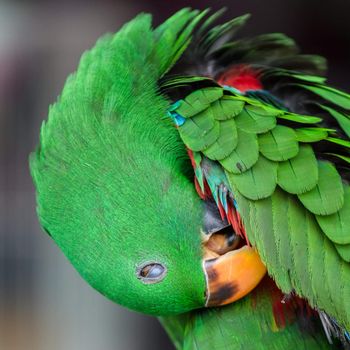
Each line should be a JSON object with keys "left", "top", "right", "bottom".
{"left": 154, "top": 8, "right": 350, "bottom": 343}
{"left": 146, "top": 10, "right": 341, "bottom": 348}
{"left": 167, "top": 77, "right": 350, "bottom": 330}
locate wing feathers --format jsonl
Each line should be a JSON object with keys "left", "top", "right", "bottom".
{"left": 169, "top": 84, "right": 350, "bottom": 329}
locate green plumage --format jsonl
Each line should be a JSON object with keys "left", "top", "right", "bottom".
{"left": 179, "top": 115, "right": 220, "bottom": 151}
{"left": 161, "top": 280, "right": 332, "bottom": 350}
{"left": 277, "top": 145, "right": 318, "bottom": 194}
{"left": 317, "top": 185, "right": 350, "bottom": 245}
{"left": 210, "top": 98, "right": 245, "bottom": 120}
{"left": 234, "top": 105, "right": 277, "bottom": 133}
{"left": 258, "top": 126, "right": 299, "bottom": 161}
{"left": 30, "top": 7, "right": 350, "bottom": 349}
{"left": 31, "top": 10, "right": 208, "bottom": 316}
{"left": 176, "top": 87, "right": 223, "bottom": 117}
{"left": 298, "top": 161, "right": 344, "bottom": 215}
{"left": 298, "top": 84, "right": 350, "bottom": 110}
{"left": 227, "top": 156, "right": 278, "bottom": 200}
{"left": 294, "top": 127, "right": 330, "bottom": 142}
{"left": 172, "top": 72, "right": 350, "bottom": 330}
{"left": 220, "top": 129, "right": 259, "bottom": 173}
{"left": 203, "top": 119, "right": 238, "bottom": 160}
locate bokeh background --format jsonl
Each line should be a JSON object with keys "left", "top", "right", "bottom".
{"left": 1, "top": 0, "right": 350, "bottom": 349}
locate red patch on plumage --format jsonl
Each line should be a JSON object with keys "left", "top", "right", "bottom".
{"left": 187, "top": 149, "right": 197, "bottom": 169}
{"left": 217, "top": 196, "right": 226, "bottom": 221}
{"left": 187, "top": 147, "right": 250, "bottom": 244}
{"left": 268, "top": 285, "right": 316, "bottom": 329}
{"left": 194, "top": 176, "right": 206, "bottom": 199}
{"left": 218, "top": 65, "right": 263, "bottom": 92}
{"left": 272, "top": 291, "right": 294, "bottom": 328}
{"left": 236, "top": 211, "right": 249, "bottom": 245}
{"left": 227, "top": 201, "right": 240, "bottom": 235}
{"left": 225, "top": 200, "right": 250, "bottom": 246}
{"left": 188, "top": 148, "right": 213, "bottom": 200}
{"left": 252, "top": 277, "right": 317, "bottom": 330}
{"left": 203, "top": 178, "right": 213, "bottom": 199}
{"left": 272, "top": 292, "right": 316, "bottom": 329}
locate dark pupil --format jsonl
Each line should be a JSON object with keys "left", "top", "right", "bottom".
{"left": 140, "top": 263, "right": 164, "bottom": 279}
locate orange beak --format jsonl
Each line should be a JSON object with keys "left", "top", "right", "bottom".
{"left": 203, "top": 245, "right": 266, "bottom": 307}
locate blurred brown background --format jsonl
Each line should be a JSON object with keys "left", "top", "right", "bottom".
{"left": 1, "top": 0, "right": 350, "bottom": 349}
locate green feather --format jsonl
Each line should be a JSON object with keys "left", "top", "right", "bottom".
{"left": 297, "top": 84, "right": 350, "bottom": 109}
{"left": 243, "top": 33, "right": 298, "bottom": 60}
{"left": 294, "top": 127, "right": 330, "bottom": 142}
{"left": 195, "top": 8, "right": 227, "bottom": 38}
{"left": 277, "top": 144, "right": 318, "bottom": 194}
{"left": 235, "top": 105, "right": 277, "bottom": 133}
{"left": 161, "top": 76, "right": 213, "bottom": 90}
{"left": 168, "top": 10, "right": 209, "bottom": 66}
{"left": 258, "top": 125, "right": 299, "bottom": 161}
{"left": 177, "top": 87, "right": 223, "bottom": 117}
{"left": 316, "top": 185, "right": 350, "bottom": 245}
{"left": 298, "top": 161, "right": 344, "bottom": 215}
{"left": 220, "top": 129, "right": 259, "bottom": 174}
{"left": 210, "top": 97, "right": 245, "bottom": 120}
{"left": 287, "top": 194, "right": 314, "bottom": 300}
{"left": 161, "top": 280, "right": 331, "bottom": 350}
{"left": 318, "top": 105, "right": 350, "bottom": 138}
{"left": 272, "top": 71, "right": 326, "bottom": 84}
{"left": 305, "top": 214, "right": 332, "bottom": 307}
{"left": 326, "top": 136, "right": 350, "bottom": 148}
{"left": 324, "top": 242, "right": 346, "bottom": 325}
{"left": 187, "top": 87, "right": 223, "bottom": 106}
{"left": 335, "top": 244, "right": 350, "bottom": 262}
{"left": 191, "top": 108, "right": 216, "bottom": 130}
{"left": 233, "top": 188, "right": 350, "bottom": 329}
{"left": 277, "top": 112, "right": 322, "bottom": 124}
{"left": 202, "top": 119, "right": 238, "bottom": 160}
{"left": 273, "top": 190, "right": 294, "bottom": 291}
{"left": 250, "top": 197, "right": 280, "bottom": 269}
{"left": 226, "top": 156, "right": 277, "bottom": 200}
{"left": 178, "top": 111, "right": 220, "bottom": 152}
{"left": 325, "top": 153, "right": 350, "bottom": 165}
{"left": 200, "top": 14, "right": 251, "bottom": 54}
{"left": 176, "top": 99, "right": 206, "bottom": 118}
{"left": 154, "top": 8, "right": 203, "bottom": 76}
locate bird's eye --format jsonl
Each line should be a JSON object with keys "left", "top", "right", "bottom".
{"left": 136, "top": 262, "right": 167, "bottom": 284}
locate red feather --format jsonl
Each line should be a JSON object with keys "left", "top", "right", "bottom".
{"left": 194, "top": 176, "right": 206, "bottom": 199}
{"left": 218, "top": 65, "right": 263, "bottom": 92}
{"left": 217, "top": 195, "right": 226, "bottom": 220}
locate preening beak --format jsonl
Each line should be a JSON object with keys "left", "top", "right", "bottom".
{"left": 204, "top": 246, "right": 266, "bottom": 307}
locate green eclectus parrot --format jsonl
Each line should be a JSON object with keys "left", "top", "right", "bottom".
{"left": 30, "top": 8, "right": 350, "bottom": 349}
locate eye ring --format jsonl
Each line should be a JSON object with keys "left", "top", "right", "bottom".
{"left": 136, "top": 261, "right": 167, "bottom": 284}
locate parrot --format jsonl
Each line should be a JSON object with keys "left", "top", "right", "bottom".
{"left": 30, "top": 8, "right": 350, "bottom": 349}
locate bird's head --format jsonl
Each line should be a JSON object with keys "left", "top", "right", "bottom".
{"left": 30, "top": 11, "right": 265, "bottom": 316}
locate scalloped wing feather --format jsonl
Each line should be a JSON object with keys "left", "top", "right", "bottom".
{"left": 170, "top": 83, "right": 350, "bottom": 330}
